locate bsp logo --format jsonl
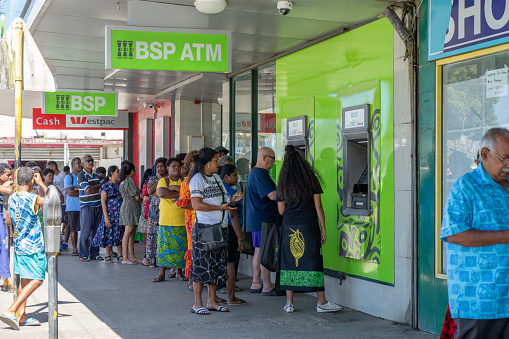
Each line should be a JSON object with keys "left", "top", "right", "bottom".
{"left": 117, "top": 40, "right": 134, "bottom": 59}
{"left": 60, "top": 95, "right": 107, "bottom": 112}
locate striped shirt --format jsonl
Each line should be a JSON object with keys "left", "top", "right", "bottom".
{"left": 78, "top": 170, "right": 101, "bottom": 207}
{"left": 9, "top": 192, "right": 44, "bottom": 255}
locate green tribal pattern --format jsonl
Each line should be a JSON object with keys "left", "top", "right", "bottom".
{"left": 280, "top": 270, "right": 324, "bottom": 288}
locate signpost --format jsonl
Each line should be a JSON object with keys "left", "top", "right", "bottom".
{"left": 33, "top": 108, "right": 129, "bottom": 130}
{"left": 42, "top": 91, "right": 118, "bottom": 116}
{"left": 105, "top": 26, "right": 231, "bottom": 73}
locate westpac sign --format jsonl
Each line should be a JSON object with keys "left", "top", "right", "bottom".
{"left": 429, "top": 0, "right": 509, "bottom": 60}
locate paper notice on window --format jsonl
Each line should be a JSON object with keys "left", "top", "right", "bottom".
{"left": 486, "top": 68, "right": 508, "bottom": 98}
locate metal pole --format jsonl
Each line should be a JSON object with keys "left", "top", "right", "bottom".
{"left": 13, "top": 20, "right": 23, "bottom": 300}
{"left": 48, "top": 254, "right": 58, "bottom": 338}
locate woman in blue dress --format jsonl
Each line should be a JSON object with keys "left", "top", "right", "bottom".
{"left": 92, "top": 166, "right": 123, "bottom": 263}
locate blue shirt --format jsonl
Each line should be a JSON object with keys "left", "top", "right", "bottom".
{"left": 78, "top": 170, "right": 101, "bottom": 207}
{"left": 223, "top": 182, "right": 243, "bottom": 226}
{"left": 246, "top": 167, "right": 276, "bottom": 232}
{"left": 64, "top": 173, "right": 80, "bottom": 212}
{"left": 441, "top": 164, "right": 509, "bottom": 320}
{"left": 9, "top": 192, "right": 44, "bottom": 255}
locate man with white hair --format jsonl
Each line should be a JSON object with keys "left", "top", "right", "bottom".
{"left": 246, "top": 147, "right": 277, "bottom": 295}
{"left": 441, "top": 127, "right": 509, "bottom": 338}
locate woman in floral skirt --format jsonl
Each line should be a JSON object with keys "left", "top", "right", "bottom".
{"left": 92, "top": 166, "right": 123, "bottom": 263}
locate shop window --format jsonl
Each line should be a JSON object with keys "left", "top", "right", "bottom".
{"left": 436, "top": 48, "right": 509, "bottom": 277}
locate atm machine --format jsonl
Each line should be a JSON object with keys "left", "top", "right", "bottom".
{"left": 341, "top": 104, "right": 371, "bottom": 216}
{"left": 286, "top": 115, "right": 308, "bottom": 160}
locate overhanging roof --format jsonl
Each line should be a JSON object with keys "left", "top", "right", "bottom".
{"left": 23, "top": 0, "right": 403, "bottom": 111}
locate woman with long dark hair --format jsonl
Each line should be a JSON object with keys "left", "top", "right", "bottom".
{"left": 119, "top": 162, "right": 141, "bottom": 264}
{"left": 139, "top": 168, "right": 152, "bottom": 266}
{"left": 145, "top": 158, "right": 167, "bottom": 268}
{"left": 91, "top": 166, "right": 123, "bottom": 263}
{"left": 277, "top": 144, "right": 342, "bottom": 313}
{"left": 188, "top": 148, "right": 242, "bottom": 315}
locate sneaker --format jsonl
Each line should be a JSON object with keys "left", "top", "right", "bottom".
{"left": 60, "top": 242, "right": 69, "bottom": 251}
{"left": 317, "top": 301, "right": 343, "bottom": 313}
{"left": 284, "top": 303, "right": 294, "bottom": 313}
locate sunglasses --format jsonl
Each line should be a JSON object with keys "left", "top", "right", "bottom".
{"left": 85, "top": 159, "right": 94, "bottom": 163}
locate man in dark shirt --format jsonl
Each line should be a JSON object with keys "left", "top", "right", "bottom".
{"left": 246, "top": 147, "right": 277, "bottom": 295}
{"left": 77, "top": 154, "right": 103, "bottom": 261}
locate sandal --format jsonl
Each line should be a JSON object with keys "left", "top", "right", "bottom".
{"left": 227, "top": 298, "right": 248, "bottom": 306}
{"left": 71, "top": 252, "right": 79, "bottom": 256}
{"left": 141, "top": 259, "right": 150, "bottom": 266}
{"left": 190, "top": 307, "right": 210, "bottom": 315}
{"left": 117, "top": 256, "right": 123, "bottom": 261}
{"left": 104, "top": 256, "right": 114, "bottom": 263}
{"left": 121, "top": 260, "right": 135, "bottom": 265}
{"left": 177, "top": 276, "right": 188, "bottom": 281}
{"left": 152, "top": 277, "right": 165, "bottom": 282}
{"left": 207, "top": 306, "right": 229, "bottom": 312}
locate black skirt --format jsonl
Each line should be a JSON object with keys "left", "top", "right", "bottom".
{"left": 191, "top": 224, "right": 228, "bottom": 286}
{"left": 279, "top": 217, "right": 325, "bottom": 292}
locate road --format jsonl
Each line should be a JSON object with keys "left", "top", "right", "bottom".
{"left": 0, "top": 244, "right": 438, "bottom": 338}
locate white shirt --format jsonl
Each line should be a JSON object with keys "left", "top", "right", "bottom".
{"left": 189, "top": 173, "right": 228, "bottom": 228}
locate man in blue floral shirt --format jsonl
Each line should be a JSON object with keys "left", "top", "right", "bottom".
{"left": 441, "top": 128, "right": 509, "bottom": 338}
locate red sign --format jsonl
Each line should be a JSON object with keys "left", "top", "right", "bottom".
{"left": 32, "top": 108, "right": 129, "bottom": 130}
{"left": 32, "top": 108, "right": 66, "bottom": 129}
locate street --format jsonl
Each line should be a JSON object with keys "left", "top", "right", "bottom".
{"left": 0, "top": 244, "right": 437, "bottom": 338}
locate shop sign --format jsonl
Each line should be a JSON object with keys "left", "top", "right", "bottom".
{"left": 235, "top": 113, "right": 276, "bottom": 133}
{"left": 105, "top": 26, "right": 231, "bottom": 73}
{"left": 43, "top": 91, "right": 117, "bottom": 116}
{"left": 429, "top": 0, "right": 509, "bottom": 61}
{"left": 33, "top": 108, "right": 128, "bottom": 130}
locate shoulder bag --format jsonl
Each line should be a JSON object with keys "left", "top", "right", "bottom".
{"left": 148, "top": 177, "right": 169, "bottom": 220}
{"left": 194, "top": 175, "right": 228, "bottom": 252}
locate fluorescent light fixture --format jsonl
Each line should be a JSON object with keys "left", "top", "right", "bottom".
{"left": 194, "top": 0, "right": 227, "bottom": 14}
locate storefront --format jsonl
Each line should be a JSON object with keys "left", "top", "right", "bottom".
{"left": 418, "top": 0, "right": 509, "bottom": 333}
{"left": 225, "top": 15, "right": 416, "bottom": 325}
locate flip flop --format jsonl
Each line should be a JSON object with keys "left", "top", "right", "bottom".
{"left": 71, "top": 252, "right": 78, "bottom": 256}
{"left": 20, "top": 318, "right": 41, "bottom": 326}
{"left": 190, "top": 307, "right": 210, "bottom": 315}
{"left": 217, "top": 298, "right": 227, "bottom": 304}
{"left": 261, "top": 288, "right": 276, "bottom": 296}
{"left": 227, "top": 299, "right": 248, "bottom": 306}
{"left": 0, "top": 314, "right": 20, "bottom": 331}
{"left": 177, "top": 276, "right": 188, "bottom": 281}
{"left": 152, "top": 277, "right": 165, "bottom": 282}
{"left": 207, "top": 306, "right": 229, "bottom": 312}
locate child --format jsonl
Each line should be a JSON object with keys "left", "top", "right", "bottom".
{"left": 0, "top": 167, "right": 47, "bottom": 330}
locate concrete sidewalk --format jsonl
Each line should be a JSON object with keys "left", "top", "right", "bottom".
{"left": 0, "top": 244, "right": 438, "bottom": 338}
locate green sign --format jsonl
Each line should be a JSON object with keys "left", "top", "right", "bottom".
{"left": 106, "top": 26, "right": 231, "bottom": 73}
{"left": 43, "top": 91, "right": 118, "bottom": 116}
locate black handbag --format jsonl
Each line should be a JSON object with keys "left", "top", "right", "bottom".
{"left": 260, "top": 213, "right": 283, "bottom": 272}
{"left": 195, "top": 176, "right": 228, "bottom": 252}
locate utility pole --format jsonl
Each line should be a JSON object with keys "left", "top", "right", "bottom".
{"left": 12, "top": 20, "right": 23, "bottom": 300}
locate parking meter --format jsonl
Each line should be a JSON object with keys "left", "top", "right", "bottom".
{"left": 43, "top": 185, "right": 62, "bottom": 254}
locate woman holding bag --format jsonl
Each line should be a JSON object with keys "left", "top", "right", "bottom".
{"left": 277, "top": 145, "right": 342, "bottom": 313}
{"left": 146, "top": 158, "right": 167, "bottom": 268}
{"left": 188, "top": 148, "right": 242, "bottom": 315}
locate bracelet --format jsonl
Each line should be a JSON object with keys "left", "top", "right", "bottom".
{"left": 238, "top": 237, "right": 244, "bottom": 241}
{"left": 220, "top": 205, "right": 223, "bottom": 211}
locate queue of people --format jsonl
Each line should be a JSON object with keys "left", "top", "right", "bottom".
{"left": 0, "top": 143, "right": 342, "bottom": 330}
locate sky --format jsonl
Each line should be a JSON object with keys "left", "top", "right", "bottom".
{"left": 0, "top": 115, "right": 124, "bottom": 139}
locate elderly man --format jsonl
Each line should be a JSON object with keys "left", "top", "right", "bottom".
{"left": 441, "top": 127, "right": 509, "bottom": 338}
{"left": 246, "top": 147, "right": 277, "bottom": 295}
{"left": 77, "top": 154, "right": 103, "bottom": 262}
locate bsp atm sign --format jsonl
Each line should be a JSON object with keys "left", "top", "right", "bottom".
{"left": 106, "top": 26, "right": 231, "bottom": 73}
{"left": 42, "top": 91, "right": 117, "bottom": 116}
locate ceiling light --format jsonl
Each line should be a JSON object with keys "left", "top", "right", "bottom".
{"left": 194, "top": 0, "right": 227, "bottom": 14}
